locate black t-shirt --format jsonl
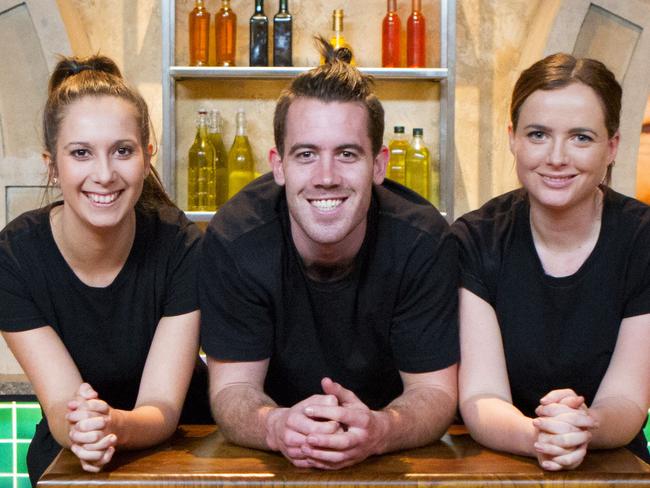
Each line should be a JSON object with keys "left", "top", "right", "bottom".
{"left": 452, "top": 188, "right": 650, "bottom": 461}
{"left": 0, "top": 202, "right": 211, "bottom": 484}
{"left": 199, "top": 173, "right": 459, "bottom": 410}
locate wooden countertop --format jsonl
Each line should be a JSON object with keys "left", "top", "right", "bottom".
{"left": 38, "top": 425, "right": 650, "bottom": 487}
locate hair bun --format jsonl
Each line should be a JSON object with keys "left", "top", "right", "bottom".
{"left": 314, "top": 35, "right": 353, "bottom": 66}
{"left": 48, "top": 55, "right": 123, "bottom": 94}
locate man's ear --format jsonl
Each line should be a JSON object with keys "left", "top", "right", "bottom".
{"left": 373, "top": 146, "right": 389, "bottom": 185}
{"left": 269, "top": 147, "right": 285, "bottom": 186}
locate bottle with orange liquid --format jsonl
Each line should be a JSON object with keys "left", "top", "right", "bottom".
{"left": 189, "top": 0, "right": 210, "bottom": 66}
{"left": 382, "top": 0, "right": 401, "bottom": 67}
{"left": 407, "top": 0, "right": 426, "bottom": 67}
{"left": 215, "top": 0, "right": 237, "bottom": 66}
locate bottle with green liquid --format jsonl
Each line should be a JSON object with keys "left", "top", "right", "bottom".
{"left": 228, "top": 108, "right": 255, "bottom": 198}
{"left": 405, "top": 128, "right": 431, "bottom": 202}
{"left": 188, "top": 109, "right": 216, "bottom": 211}
{"left": 387, "top": 126, "right": 408, "bottom": 185}
{"left": 208, "top": 109, "right": 229, "bottom": 208}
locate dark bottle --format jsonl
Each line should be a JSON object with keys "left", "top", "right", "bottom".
{"left": 249, "top": 0, "right": 269, "bottom": 66}
{"left": 273, "top": 0, "right": 293, "bottom": 66}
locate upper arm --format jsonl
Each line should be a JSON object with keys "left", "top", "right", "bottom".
{"left": 207, "top": 356, "right": 270, "bottom": 398}
{"left": 458, "top": 287, "right": 512, "bottom": 407}
{"left": 2, "top": 327, "right": 82, "bottom": 446}
{"left": 400, "top": 364, "right": 458, "bottom": 403}
{"left": 135, "top": 310, "right": 201, "bottom": 417}
{"left": 593, "top": 313, "right": 650, "bottom": 414}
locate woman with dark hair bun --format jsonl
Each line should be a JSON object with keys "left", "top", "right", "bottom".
{"left": 0, "top": 55, "right": 210, "bottom": 485}
{"left": 453, "top": 53, "right": 649, "bottom": 470}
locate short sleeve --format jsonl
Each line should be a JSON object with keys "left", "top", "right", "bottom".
{"left": 161, "top": 215, "right": 202, "bottom": 317}
{"left": 0, "top": 238, "right": 47, "bottom": 331}
{"left": 390, "top": 230, "right": 459, "bottom": 373}
{"left": 198, "top": 226, "right": 273, "bottom": 361}
{"left": 622, "top": 214, "right": 650, "bottom": 318}
{"left": 451, "top": 218, "right": 493, "bottom": 304}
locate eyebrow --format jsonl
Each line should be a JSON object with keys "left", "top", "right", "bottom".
{"left": 523, "top": 124, "right": 599, "bottom": 136}
{"left": 287, "top": 143, "right": 366, "bottom": 154}
{"left": 63, "top": 139, "right": 138, "bottom": 149}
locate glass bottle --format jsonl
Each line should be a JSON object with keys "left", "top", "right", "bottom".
{"left": 407, "top": 0, "right": 426, "bottom": 68}
{"left": 215, "top": 0, "right": 237, "bottom": 66}
{"left": 228, "top": 108, "right": 255, "bottom": 198}
{"left": 188, "top": 109, "right": 216, "bottom": 211}
{"left": 327, "top": 9, "right": 355, "bottom": 65}
{"left": 208, "top": 109, "right": 229, "bottom": 208}
{"left": 382, "top": 0, "right": 401, "bottom": 67}
{"left": 387, "top": 126, "right": 408, "bottom": 185}
{"left": 249, "top": 0, "right": 268, "bottom": 66}
{"left": 405, "top": 128, "right": 429, "bottom": 201}
{"left": 189, "top": 0, "right": 210, "bottom": 66}
{"left": 273, "top": 0, "right": 293, "bottom": 66}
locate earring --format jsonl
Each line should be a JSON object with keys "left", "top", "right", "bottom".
{"left": 52, "top": 176, "right": 58, "bottom": 185}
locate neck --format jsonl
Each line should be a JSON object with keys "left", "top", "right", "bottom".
{"left": 529, "top": 188, "right": 604, "bottom": 252}
{"left": 50, "top": 204, "right": 136, "bottom": 286}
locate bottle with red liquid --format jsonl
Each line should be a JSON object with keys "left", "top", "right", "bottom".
{"left": 215, "top": 0, "right": 237, "bottom": 66}
{"left": 382, "top": 0, "right": 401, "bottom": 67}
{"left": 407, "top": 0, "right": 426, "bottom": 67}
{"left": 189, "top": 0, "right": 210, "bottom": 66}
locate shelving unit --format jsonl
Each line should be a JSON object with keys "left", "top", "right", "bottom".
{"left": 161, "top": 0, "right": 456, "bottom": 220}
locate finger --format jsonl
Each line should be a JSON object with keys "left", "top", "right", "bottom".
{"left": 550, "top": 444, "right": 587, "bottom": 469}
{"left": 80, "top": 459, "right": 101, "bottom": 473}
{"left": 558, "top": 395, "right": 585, "bottom": 409}
{"left": 534, "top": 409, "right": 597, "bottom": 429}
{"left": 305, "top": 431, "right": 358, "bottom": 451}
{"left": 539, "top": 389, "right": 579, "bottom": 405}
{"left": 539, "top": 458, "right": 564, "bottom": 471}
{"left": 533, "top": 417, "right": 581, "bottom": 435}
{"left": 321, "top": 378, "right": 361, "bottom": 406}
{"left": 285, "top": 446, "right": 308, "bottom": 460}
{"left": 305, "top": 405, "right": 370, "bottom": 429}
{"left": 302, "top": 393, "right": 339, "bottom": 407}
{"left": 71, "top": 415, "right": 108, "bottom": 433}
{"left": 535, "top": 403, "right": 581, "bottom": 417}
{"left": 538, "top": 431, "right": 592, "bottom": 449}
{"left": 278, "top": 428, "right": 307, "bottom": 448}
{"left": 534, "top": 441, "right": 571, "bottom": 457}
{"left": 69, "top": 428, "right": 105, "bottom": 445}
{"left": 289, "top": 458, "right": 313, "bottom": 469}
{"left": 78, "top": 433, "right": 117, "bottom": 452}
{"left": 78, "top": 383, "right": 99, "bottom": 400}
{"left": 66, "top": 408, "right": 109, "bottom": 424}
{"left": 301, "top": 444, "right": 348, "bottom": 464}
{"left": 285, "top": 412, "right": 340, "bottom": 436}
{"left": 71, "top": 443, "right": 110, "bottom": 463}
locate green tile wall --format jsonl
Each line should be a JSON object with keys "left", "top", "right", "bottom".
{"left": 0, "top": 402, "right": 41, "bottom": 488}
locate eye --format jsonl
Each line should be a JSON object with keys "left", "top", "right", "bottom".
{"left": 573, "top": 133, "right": 594, "bottom": 144}
{"left": 71, "top": 148, "right": 90, "bottom": 159}
{"left": 338, "top": 150, "right": 358, "bottom": 162}
{"left": 526, "top": 130, "right": 546, "bottom": 142}
{"left": 295, "top": 150, "right": 316, "bottom": 162}
{"left": 115, "top": 145, "right": 134, "bottom": 157}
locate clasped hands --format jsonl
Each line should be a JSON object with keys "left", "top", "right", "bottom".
{"left": 532, "top": 388, "right": 599, "bottom": 471}
{"left": 65, "top": 382, "right": 117, "bottom": 472}
{"left": 266, "top": 377, "right": 387, "bottom": 469}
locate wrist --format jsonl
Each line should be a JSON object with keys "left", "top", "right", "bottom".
{"left": 371, "top": 409, "right": 393, "bottom": 455}
{"left": 262, "top": 406, "right": 285, "bottom": 451}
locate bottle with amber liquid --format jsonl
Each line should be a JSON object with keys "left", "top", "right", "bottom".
{"left": 228, "top": 109, "right": 255, "bottom": 198}
{"left": 326, "top": 9, "right": 355, "bottom": 65}
{"left": 189, "top": 0, "right": 210, "bottom": 66}
{"left": 215, "top": 0, "right": 237, "bottom": 66}
{"left": 208, "top": 109, "right": 229, "bottom": 208}
{"left": 407, "top": 0, "right": 426, "bottom": 67}
{"left": 249, "top": 0, "right": 268, "bottom": 66}
{"left": 387, "top": 126, "right": 408, "bottom": 185}
{"left": 405, "top": 128, "right": 430, "bottom": 201}
{"left": 188, "top": 109, "right": 216, "bottom": 211}
{"left": 273, "top": 0, "right": 292, "bottom": 66}
{"left": 382, "top": 0, "right": 401, "bottom": 67}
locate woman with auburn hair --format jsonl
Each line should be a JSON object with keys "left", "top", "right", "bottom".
{"left": 0, "top": 55, "right": 210, "bottom": 485}
{"left": 453, "top": 53, "right": 650, "bottom": 470}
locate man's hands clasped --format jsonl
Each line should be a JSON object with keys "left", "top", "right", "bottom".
{"left": 266, "top": 377, "right": 388, "bottom": 469}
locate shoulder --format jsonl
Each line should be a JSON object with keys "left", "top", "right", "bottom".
{"left": 205, "top": 173, "right": 284, "bottom": 244}
{"left": 603, "top": 188, "right": 650, "bottom": 244}
{"left": 374, "top": 179, "right": 449, "bottom": 242}
{"left": 139, "top": 203, "right": 201, "bottom": 245}
{"left": 451, "top": 189, "right": 527, "bottom": 245}
{"left": 0, "top": 205, "right": 55, "bottom": 262}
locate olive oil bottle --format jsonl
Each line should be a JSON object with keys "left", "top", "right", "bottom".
{"left": 227, "top": 108, "right": 255, "bottom": 198}
{"left": 405, "top": 128, "right": 429, "bottom": 201}
{"left": 208, "top": 109, "right": 229, "bottom": 208}
{"left": 325, "top": 9, "right": 355, "bottom": 64}
{"left": 273, "top": 0, "right": 292, "bottom": 66}
{"left": 249, "top": 0, "right": 269, "bottom": 66}
{"left": 188, "top": 109, "right": 216, "bottom": 210}
{"left": 387, "top": 126, "right": 408, "bottom": 185}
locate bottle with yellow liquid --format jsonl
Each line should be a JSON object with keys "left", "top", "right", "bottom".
{"left": 188, "top": 109, "right": 216, "bottom": 211}
{"left": 323, "top": 9, "right": 355, "bottom": 65}
{"left": 405, "top": 128, "right": 431, "bottom": 202}
{"left": 387, "top": 126, "right": 408, "bottom": 185}
{"left": 208, "top": 109, "right": 229, "bottom": 208}
{"left": 228, "top": 108, "right": 255, "bottom": 198}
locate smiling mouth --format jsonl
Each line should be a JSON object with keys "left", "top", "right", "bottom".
{"left": 309, "top": 198, "right": 345, "bottom": 211}
{"left": 85, "top": 191, "right": 122, "bottom": 205}
{"left": 541, "top": 174, "right": 576, "bottom": 184}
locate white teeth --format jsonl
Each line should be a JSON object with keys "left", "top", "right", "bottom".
{"left": 311, "top": 199, "right": 343, "bottom": 210}
{"left": 86, "top": 192, "right": 119, "bottom": 204}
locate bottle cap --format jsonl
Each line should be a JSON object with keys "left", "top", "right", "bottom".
{"left": 413, "top": 128, "right": 423, "bottom": 136}
{"left": 394, "top": 126, "right": 405, "bottom": 133}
